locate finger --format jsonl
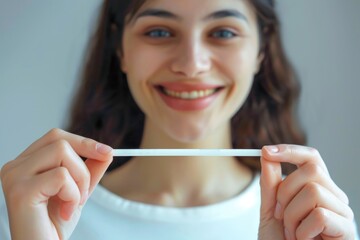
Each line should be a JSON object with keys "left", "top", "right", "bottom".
{"left": 2, "top": 129, "right": 112, "bottom": 183}
{"left": 260, "top": 147, "right": 283, "bottom": 220}
{"left": 262, "top": 144, "right": 328, "bottom": 173}
{"left": 295, "top": 207, "right": 355, "bottom": 240}
{"left": 283, "top": 182, "right": 354, "bottom": 240}
{"left": 18, "top": 128, "right": 112, "bottom": 161}
{"left": 85, "top": 157, "right": 113, "bottom": 195}
{"left": 15, "top": 140, "right": 91, "bottom": 204}
{"left": 275, "top": 163, "right": 349, "bottom": 219}
{"left": 25, "top": 167, "right": 81, "bottom": 221}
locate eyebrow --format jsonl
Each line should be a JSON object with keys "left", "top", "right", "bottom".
{"left": 204, "top": 9, "right": 248, "bottom": 22}
{"left": 135, "top": 9, "right": 180, "bottom": 21}
{"left": 132, "top": 8, "right": 248, "bottom": 23}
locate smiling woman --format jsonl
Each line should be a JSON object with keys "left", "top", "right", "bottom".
{"left": 69, "top": 0, "right": 305, "bottom": 171}
{"left": 0, "top": 0, "right": 358, "bottom": 240}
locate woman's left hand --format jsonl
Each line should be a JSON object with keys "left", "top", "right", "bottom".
{"left": 258, "top": 144, "right": 355, "bottom": 240}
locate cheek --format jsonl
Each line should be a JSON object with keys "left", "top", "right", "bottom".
{"left": 122, "top": 40, "right": 169, "bottom": 112}
{"left": 217, "top": 44, "right": 259, "bottom": 86}
{"left": 216, "top": 44, "right": 259, "bottom": 110}
{"left": 124, "top": 48, "right": 160, "bottom": 84}
{"left": 123, "top": 46, "right": 159, "bottom": 98}
{"left": 122, "top": 34, "right": 166, "bottom": 82}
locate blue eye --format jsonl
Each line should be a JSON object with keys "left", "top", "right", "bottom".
{"left": 211, "top": 29, "right": 237, "bottom": 39}
{"left": 146, "top": 29, "right": 172, "bottom": 38}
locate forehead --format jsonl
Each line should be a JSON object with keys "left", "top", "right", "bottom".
{"left": 131, "top": 0, "right": 257, "bottom": 23}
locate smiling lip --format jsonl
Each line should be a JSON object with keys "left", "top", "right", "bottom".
{"left": 155, "top": 82, "right": 224, "bottom": 111}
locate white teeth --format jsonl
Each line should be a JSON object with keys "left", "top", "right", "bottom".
{"left": 163, "top": 88, "right": 217, "bottom": 99}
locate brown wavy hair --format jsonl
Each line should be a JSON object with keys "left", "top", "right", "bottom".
{"left": 68, "top": 0, "right": 306, "bottom": 172}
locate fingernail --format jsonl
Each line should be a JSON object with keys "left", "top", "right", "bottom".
{"left": 274, "top": 202, "right": 282, "bottom": 219}
{"left": 96, "top": 143, "right": 113, "bottom": 155}
{"left": 284, "top": 228, "right": 291, "bottom": 240}
{"left": 265, "top": 145, "right": 279, "bottom": 153}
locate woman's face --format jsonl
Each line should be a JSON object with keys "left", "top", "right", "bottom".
{"left": 120, "top": 0, "right": 262, "bottom": 143}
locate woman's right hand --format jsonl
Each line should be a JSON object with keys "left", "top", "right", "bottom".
{"left": 0, "top": 128, "right": 113, "bottom": 240}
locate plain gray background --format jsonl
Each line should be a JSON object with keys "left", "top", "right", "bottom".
{"left": 0, "top": 0, "right": 359, "bottom": 231}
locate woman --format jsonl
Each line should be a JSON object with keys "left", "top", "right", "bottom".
{"left": 0, "top": 0, "right": 357, "bottom": 239}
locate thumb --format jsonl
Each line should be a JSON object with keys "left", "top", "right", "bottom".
{"left": 260, "top": 146, "right": 283, "bottom": 220}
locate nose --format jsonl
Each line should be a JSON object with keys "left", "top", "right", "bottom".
{"left": 170, "top": 36, "right": 211, "bottom": 78}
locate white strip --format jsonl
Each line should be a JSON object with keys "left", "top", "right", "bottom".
{"left": 112, "top": 149, "right": 261, "bottom": 157}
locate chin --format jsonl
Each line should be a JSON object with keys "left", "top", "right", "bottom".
{"left": 163, "top": 121, "right": 215, "bottom": 145}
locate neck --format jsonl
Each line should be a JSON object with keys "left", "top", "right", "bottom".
{"left": 102, "top": 118, "right": 253, "bottom": 207}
